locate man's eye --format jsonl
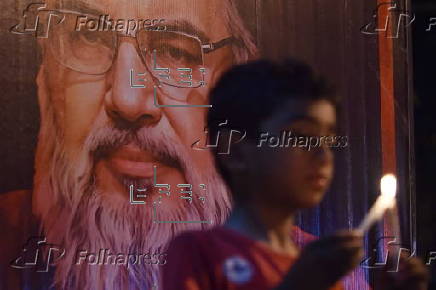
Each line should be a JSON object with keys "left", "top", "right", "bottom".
{"left": 74, "top": 31, "right": 112, "bottom": 48}
{"left": 154, "top": 44, "right": 201, "bottom": 66}
{"left": 78, "top": 31, "right": 98, "bottom": 44}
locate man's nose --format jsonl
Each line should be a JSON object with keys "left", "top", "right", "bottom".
{"left": 106, "top": 38, "right": 161, "bottom": 128}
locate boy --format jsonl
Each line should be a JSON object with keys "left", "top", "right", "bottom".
{"left": 162, "top": 60, "right": 428, "bottom": 290}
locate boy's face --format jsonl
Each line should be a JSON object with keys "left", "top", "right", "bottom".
{"left": 254, "top": 99, "right": 337, "bottom": 209}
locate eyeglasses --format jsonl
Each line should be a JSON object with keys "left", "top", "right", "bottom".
{"left": 46, "top": 11, "right": 235, "bottom": 88}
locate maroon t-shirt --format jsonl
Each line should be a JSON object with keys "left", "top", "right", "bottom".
{"left": 162, "top": 226, "right": 344, "bottom": 290}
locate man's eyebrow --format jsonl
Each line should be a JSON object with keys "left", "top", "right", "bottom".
{"left": 164, "top": 20, "right": 210, "bottom": 43}
{"left": 51, "top": 0, "right": 105, "bottom": 16}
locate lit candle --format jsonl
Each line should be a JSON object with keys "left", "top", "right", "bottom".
{"left": 357, "top": 174, "right": 397, "bottom": 233}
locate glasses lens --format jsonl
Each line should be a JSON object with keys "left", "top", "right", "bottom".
{"left": 48, "top": 13, "right": 116, "bottom": 74}
{"left": 137, "top": 30, "right": 206, "bottom": 88}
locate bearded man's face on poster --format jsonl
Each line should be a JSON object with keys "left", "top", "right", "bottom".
{"left": 31, "top": 0, "right": 257, "bottom": 288}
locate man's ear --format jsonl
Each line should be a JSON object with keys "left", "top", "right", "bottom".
{"left": 36, "top": 61, "right": 49, "bottom": 124}
{"left": 33, "top": 43, "right": 54, "bottom": 216}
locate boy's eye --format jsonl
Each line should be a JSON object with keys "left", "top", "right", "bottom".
{"left": 285, "top": 123, "right": 319, "bottom": 137}
{"left": 293, "top": 133, "right": 310, "bottom": 139}
{"left": 291, "top": 130, "right": 317, "bottom": 139}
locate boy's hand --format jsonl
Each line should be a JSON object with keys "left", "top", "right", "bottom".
{"left": 281, "top": 230, "right": 363, "bottom": 290}
{"left": 379, "top": 252, "right": 429, "bottom": 290}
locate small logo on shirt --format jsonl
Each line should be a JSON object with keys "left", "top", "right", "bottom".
{"left": 223, "top": 256, "right": 254, "bottom": 284}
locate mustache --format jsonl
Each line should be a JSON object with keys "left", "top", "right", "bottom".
{"left": 84, "top": 125, "right": 184, "bottom": 171}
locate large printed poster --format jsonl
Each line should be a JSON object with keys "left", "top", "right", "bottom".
{"left": 0, "top": 0, "right": 413, "bottom": 289}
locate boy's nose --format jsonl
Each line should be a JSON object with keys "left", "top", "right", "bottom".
{"left": 313, "top": 144, "right": 334, "bottom": 165}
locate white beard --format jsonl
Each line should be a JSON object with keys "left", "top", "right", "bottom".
{"left": 33, "top": 102, "right": 231, "bottom": 289}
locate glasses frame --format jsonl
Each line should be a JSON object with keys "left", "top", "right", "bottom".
{"left": 45, "top": 9, "right": 235, "bottom": 79}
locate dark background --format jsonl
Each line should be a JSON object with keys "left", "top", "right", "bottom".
{"left": 412, "top": 0, "right": 436, "bottom": 288}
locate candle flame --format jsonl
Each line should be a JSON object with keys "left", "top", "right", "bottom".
{"left": 380, "top": 174, "right": 397, "bottom": 198}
